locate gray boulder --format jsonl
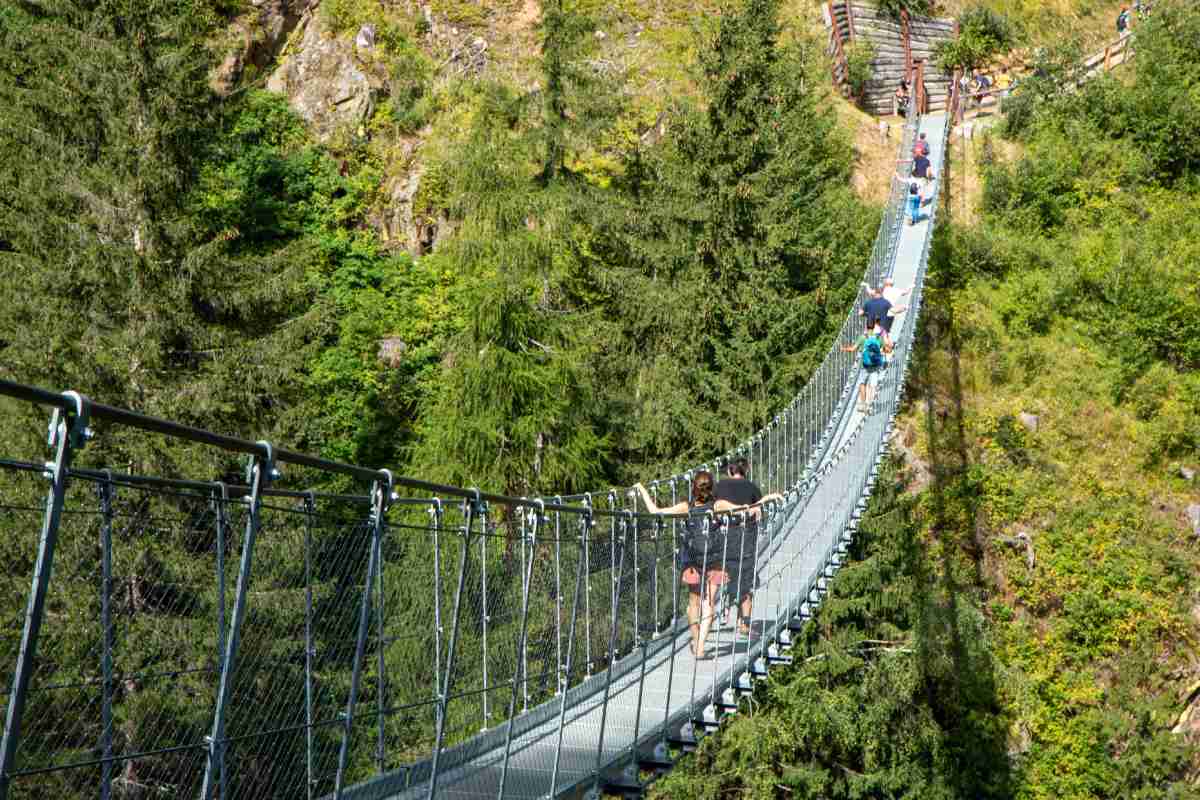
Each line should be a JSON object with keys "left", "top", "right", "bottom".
{"left": 1018, "top": 412, "right": 1039, "bottom": 433}
{"left": 267, "top": 13, "right": 378, "bottom": 142}
{"left": 1187, "top": 504, "right": 1200, "bottom": 539}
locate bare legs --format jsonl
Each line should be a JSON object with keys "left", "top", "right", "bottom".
{"left": 694, "top": 581, "right": 721, "bottom": 658}
{"left": 686, "top": 588, "right": 702, "bottom": 656}
{"left": 737, "top": 594, "right": 753, "bottom": 635}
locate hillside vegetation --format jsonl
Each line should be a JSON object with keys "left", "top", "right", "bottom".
{"left": 0, "top": 0, "right": 1196, "bottom": 797}
{"left": 651, "top": 2, "right": 1200, "bottom": 797}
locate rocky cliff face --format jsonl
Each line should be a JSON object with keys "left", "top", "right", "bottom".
{"left": 212, "top": 0, "right": 315, "bottom": 95}
{"left": 266, "top": 11, "right": 383, "bottom": 142}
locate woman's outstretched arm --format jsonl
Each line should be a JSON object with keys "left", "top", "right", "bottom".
{"left": 634, "top": 483, "right": 689, "bottom": 515}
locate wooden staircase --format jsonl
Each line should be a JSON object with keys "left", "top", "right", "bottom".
{"left": 823, "top": 2, "right": 957, "bottom": 116}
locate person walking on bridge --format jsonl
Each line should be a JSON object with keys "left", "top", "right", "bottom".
{"left": 912, "top": 132, "right": 930, "bottom": 158}
{"left": 843, "top": 320, "right": 887, "bottom": 413}
{"left": 860, "top": 286, "right": 892, "bottom": 331}
{"left": 906, "top": 181, "right": 923, "bottom": 225}
{"left": 635, "top": 474, "right": 780, "bottom": 659}
{"left": 715, "top": 458, "right": 763, "bottom": 640}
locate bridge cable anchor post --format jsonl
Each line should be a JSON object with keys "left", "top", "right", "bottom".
{"left": 0, "top": 391, "right": 93, "bottom": 800}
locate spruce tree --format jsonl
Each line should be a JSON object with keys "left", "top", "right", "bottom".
{"left": 602, "top": 0, "right": 870, "bottom": 473}
{"left": 411, "top": 0, "right": 623, "bottom": 497}
{"left": 0, "top": 1, "right": 319, "bottom": 471}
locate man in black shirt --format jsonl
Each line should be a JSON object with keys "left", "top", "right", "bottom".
{"left": 715, "top": 458, "right": 763, "bottom": 637}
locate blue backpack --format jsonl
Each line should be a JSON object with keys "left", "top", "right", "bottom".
{"left": 863, "top": 336, "right": 884, "bottom": 369}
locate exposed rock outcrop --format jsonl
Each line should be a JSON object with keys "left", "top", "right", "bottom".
{"left": 212, "top": 0, "right": 315, "bottom": 96}
{"left": 266, "top": 11, "right": 382, "bottom": 142}
{"left": 378, "top": 165, "right": 426, "bottom": 254}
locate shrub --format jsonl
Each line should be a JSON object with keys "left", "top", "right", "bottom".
{"left": 845, "top": 39, "right": 876, "bottom": 98}
{"left": 875, "top": 0, "right": 933, "bottom": 20}
{"left": 1125, "top": 363, "right": 1174, "bottom": 421}
{"left": 936, "top": 5, "right": 1016, "bottom": 72}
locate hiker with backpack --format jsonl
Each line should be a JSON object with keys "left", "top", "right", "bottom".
{"left": 635, "top": 474, "right": 781, "bottom": 659}
{"left": 1117, "top": 5, "right": 1131, "bottom": 32}
{"left": 842, "top": 320, "right": 888, "bottom": 413}
{"left": 912, "top": 132, "right": 930, "bottom": 158}
{"left": 906, "top": 181, "right": 923, "bottom": 225}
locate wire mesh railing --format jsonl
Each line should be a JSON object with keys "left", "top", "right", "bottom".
{"left": 0, "top": 107, "right": 944, "bottom": 799}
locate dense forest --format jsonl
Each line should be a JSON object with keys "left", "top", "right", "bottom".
{"left": 0, "top": 0, "right": 1197, "bottom": 797}
{"left": 0, "top": 0, "right": 872, "bottom": 493}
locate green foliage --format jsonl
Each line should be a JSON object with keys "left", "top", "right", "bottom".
{"left": 382, "top": 33, "right": 435, "bottom": 133}
{"left": 1003, "top": 0, "right": 1200, "bottom": 182}
{"left": 537, "top": 0, "right": 622, "bottom": 183}
{"left": 430, "top": 0, "right": 491, "bottom": 27}
{"left": 875, "top": 0, "right": 934, "bottom": 20}
{"left": 0, "top": 0, "right": 319, "bottom": 474}
{"left": 601, "top": 0, "right": 870, "bottom": 472}
{"left": 322, "top": 0, "right": 378, "bottom": 33}
{"left": 1079, "top": 1, "right": 1200, "bottom": 184}
{"left": 410, "top": 70, "right": 616, "bottom": 494}
{"left": 936, "top": 5, "right": 1017, "bottom": 71}
{"left": 845, "top": 38, "right": 876, "bottom": 98}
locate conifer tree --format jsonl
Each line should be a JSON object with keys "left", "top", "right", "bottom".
{"left": 411, "top": 0, "right": 622, "bottom": 496}
{"left": 604, "top": 0, "right": 870, "bottom": 471}
{"left": 0, "top": 1, "right": 319, "bottom": 470}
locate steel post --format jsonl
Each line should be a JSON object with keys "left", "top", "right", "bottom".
{"left": 497, "top": 504, "right": 540, "bottom": 798}
{"left": 376, "top": 489, "right": 388, "bottom": 776}
{"left": 0, "top": 393, "right": 90, "bottom": 800}
{"left": 552, "top": 498, "right": 562, "bottom": 694}
{"left": 201, "top": 442, "right": 274, "bottom": 800}
{"left": 480, "top": 501, "right": 490, "bottom": 727}
{"left": 427, "top": 492, "right": 479, "bottom": 800}
{"left": 334, "top": 472, "right": 392, "bottom": 799}
{"left": 303, "top": 492, "right": 316, "bottom": 800}
{"left": 591, "top": 512, "right": 630, "bottom": 793}
{"left": 430, "top": 500, "right": 444, "bottom": 722}
{"left": 98, "top": 473, "right": 114, "bottom": 800}
{"left": 546, "top": 509, "right": 587, "bottom": 797}
{"left": 214, "top": 483, "right": 231, "bottom": 800}
{"left": 582, "top": 493, "right": 592, "bottom": 677}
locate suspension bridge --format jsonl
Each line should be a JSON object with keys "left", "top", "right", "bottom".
{"left": 0, "top": 108, "right": 948, "bottom": 800}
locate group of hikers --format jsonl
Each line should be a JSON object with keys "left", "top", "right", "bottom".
{"left": 631, "top": 127, "right": 929, "bottom": 661}
{"left": 845, "top": 278, "right": 912, "bottom": 413}
{"left": 905, "top": 131, "right": 935, "bottom": 226}
{"left": 635, "top": 273, "right": 915, "bottom": 659}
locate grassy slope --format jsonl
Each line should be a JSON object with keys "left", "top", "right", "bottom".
{"left": 652, "top": 4, "right": 1200, "bottom": 797}
{"left": 907, "top": 258, "right": 1200, "bottom": 794}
